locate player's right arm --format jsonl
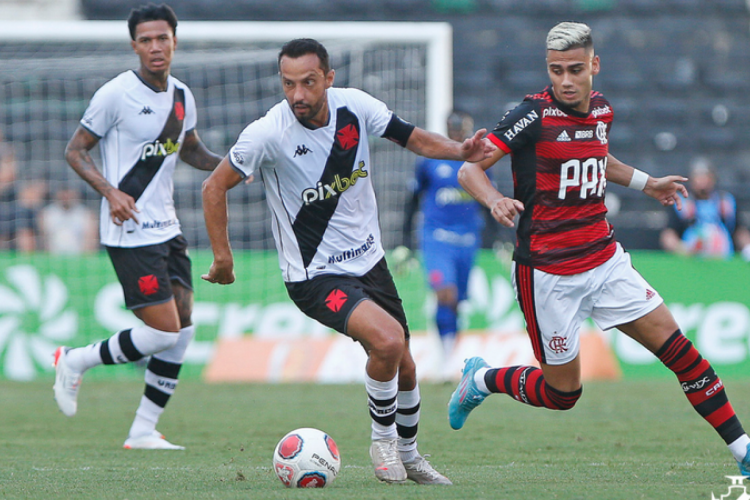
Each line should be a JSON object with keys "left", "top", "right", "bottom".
{"left": 201, "top": 157, "right": 245, "bottom": 285}
{"left": 458, "top": 147, "right": 524, "bottom": 228}
{"left": 64, "top": 126, "right": 139, "bottom": 225}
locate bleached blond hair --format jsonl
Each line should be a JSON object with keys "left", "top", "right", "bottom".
{"left": 546, "top": 22, "right": 593, "bottom": 51}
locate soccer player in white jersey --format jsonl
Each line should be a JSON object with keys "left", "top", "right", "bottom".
{"left": 202, "top": 38, "right": 494, "bottom": 484}
{"left": 55, "top": 3, "right": 222, "bottom": 450}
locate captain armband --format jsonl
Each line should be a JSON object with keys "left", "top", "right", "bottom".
{"left": 382, "top": 114, "right": 415, "bottom": 147}
{"left": 628, "top": 168, "right": 649, "bottom": 191}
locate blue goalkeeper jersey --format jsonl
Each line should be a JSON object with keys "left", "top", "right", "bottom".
{"left": 414, "top": 158, "right": 484, "bottom": 243}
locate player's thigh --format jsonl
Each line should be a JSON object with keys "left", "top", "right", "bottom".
{"left": 616, "top": 303, "right": 680, "bottom": 354}
{"left": 590, "top": 245, "right": 664, "bottom": 338}
{"left": 512, "top": 263, "right": 592, "bottom": 365}
{"left": 347, "top": 299, "right": 406, "bottom": 356}
{"left": 106, "top": 241, "right": 175, "bottom": 310}
{"left": 422, "top": 239, "right": 458, "bottom": 293}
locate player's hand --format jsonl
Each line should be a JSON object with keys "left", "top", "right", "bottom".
{"left": 460, "top": 129, "right": 497, "bottom": 162}
{"left": 390, "top": 245, "right": 418, "bottom": 275}
{"left": 202, "top": 259, "right": 236, "bottom": 285}
{"left": 488, "top": 196, "right": 524, "bottom": 228}
{"left": 644, "top": 175, "right": 688, "bottom": 211}
{"left": 106, "top": 188, "right": 139, "bottom": 225}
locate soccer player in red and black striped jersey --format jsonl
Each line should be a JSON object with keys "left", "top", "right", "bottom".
{"left": 448, "top": 21, "right": 750, "bottom": 476}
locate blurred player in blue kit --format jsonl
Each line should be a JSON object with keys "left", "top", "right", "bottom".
{"left": 396, "top": 111, "right": 489, "bottom": 363}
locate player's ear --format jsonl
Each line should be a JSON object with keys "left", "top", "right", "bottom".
{"left": 325, "top": 69, "right": 335, "bottom": 89}
{"left": 591, "top": 54, "right": 601, "bottom": 76}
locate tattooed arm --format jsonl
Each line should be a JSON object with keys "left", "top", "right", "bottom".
{"left": 180, "top": 129, "right": 222, "bottom": 172}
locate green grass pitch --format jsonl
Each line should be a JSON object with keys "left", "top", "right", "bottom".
{"left": 2, "top": 378, "right": 748, "bottom": 499}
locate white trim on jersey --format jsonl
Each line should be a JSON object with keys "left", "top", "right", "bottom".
{"left": 229, "top": 87, "right": 393, "bottom": 282}
{"left": 81, "top": 70, "right": 197, "bottom": 248}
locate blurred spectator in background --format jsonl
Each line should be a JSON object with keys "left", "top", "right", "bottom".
{"left": 660, "top": 156, "right": 750, "bottom": 260}
{"left": 0, "top": 132, "right": 37, "bottom": 253}
{"left": 40, "top": 188, "right": 99, "bottom": 254}
{"left": 395, "top": 110, "right": 490, "bottom": 366}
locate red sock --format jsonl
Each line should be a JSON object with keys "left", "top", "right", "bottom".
{"left": 657, "top": 330, "right": 744, "bottom": 444}
{"left": 485, "top": 365, "right": 581, "bottom": 410}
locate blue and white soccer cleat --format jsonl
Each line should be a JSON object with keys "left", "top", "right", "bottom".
{"left": 738, "top": 442, "right": 750, "bottom": 476}
{"left": 448, "top": 356, "right": 490, "bottom": 430}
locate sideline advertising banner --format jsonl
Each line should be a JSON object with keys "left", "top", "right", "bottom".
{"left": 0, "top": 250, "right": 748, "bottom": 381}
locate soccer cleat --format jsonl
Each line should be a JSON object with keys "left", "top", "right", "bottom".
{"left": 448, "top": 356, "right": 490, "bottom": 430}
{"left": 403, "top": 455, "right": 453, "bottom": 485}
{"left": 369, "top": 438, "right": 406, "bottom": 483}
{"left": 738, "top": 442, "right": 750, "bottom": 476}
{"left": 53, "top": 346, "right": 82, "bottom": 417}
{"left": 123, "top": 430, "right": 185, "bottom": 450}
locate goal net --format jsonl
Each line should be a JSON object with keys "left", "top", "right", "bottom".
{"left": 0, "top": 21, "right": 452, "bottom": 380}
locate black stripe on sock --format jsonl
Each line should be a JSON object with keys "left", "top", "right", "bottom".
{"left": 396, "top": 403, "right": 420, "bottom": 415}
{"left": 485, "top": 368, "right": 500, "bottom": 393}
{"left": 99, "top": 340, "right": 114, "bottom": 365}
{"left": 717, "top": 416, "right": 745, "bottom": 445}
{"left": 368, "top": 394, "right": 397, "bottom": 408}
{"left": 144, "top": 384, "right": 171, "bottom": 408}
{"left": 148, "top": 356, "right": 182, "bottom": 379}
{"left": 396, "top": 424, "right": 418, "bottom": 439}
{"left": 369, "top": 410, "right": 396, "bottom": 427}
{"left": 118, "top": 329, "right": 144, "bottom": 362}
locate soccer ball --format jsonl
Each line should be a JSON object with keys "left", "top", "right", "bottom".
{"left": 272, "top": 427, "right": 341, "bottom": 488}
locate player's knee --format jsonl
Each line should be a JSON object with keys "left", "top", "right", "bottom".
{"left": 546, "top": 383, "right": 583, "bottom": 411}
{"left": 145, "top": 326, "right": 180, "bottom": 352}
{"left": 370, "top": 327, "right": 406, "bottom": 363}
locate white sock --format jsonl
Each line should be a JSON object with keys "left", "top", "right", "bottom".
{"left": 128, "top": 325, "right": 194, "bottom": 439}
{"left": 66, "top": 325, "right": 178, "bottom": 373}
{"left": 365, "top": 372, "right": 398, "bottom": 441}
{"left": 729, "top": 434, "right": 750, "bottom": 462}
{"left": 396, "top": 385, "right": 420, "bottom": 463}
{"left": 474, "top": 367, "right": 491, "bottom": 394}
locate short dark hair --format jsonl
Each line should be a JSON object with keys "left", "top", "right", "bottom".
{"left": 128, "top": 3, "right": 178, "bottom": 41}
{"left": 278, "top": 38, "right": 331, "bottom": 74}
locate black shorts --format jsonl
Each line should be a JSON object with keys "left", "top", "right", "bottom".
{"left": 285, "top": 257, "right": 410, "bottom": 339}
{"left": 106, "top": 235, "right": 192, "bottom": 310}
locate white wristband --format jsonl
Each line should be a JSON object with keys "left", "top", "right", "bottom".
{"left": 628, "top": 169, "right": 649, "bottom": 191}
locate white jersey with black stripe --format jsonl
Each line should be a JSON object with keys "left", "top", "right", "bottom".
{"left": 80, "top": 70, "right": 197, "bottom": 248}
{"left": 229, "top": 87, "right": 393, "bottom": 282}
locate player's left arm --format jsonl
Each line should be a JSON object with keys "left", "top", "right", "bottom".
{"left": 606, "top": 153, "right": 688, "bottom": 210}
{"left": 405, "top": 127, "right": 495, "bottom": 162}
{"left": 180, "top": 129, "right": 223, "bottom": 171}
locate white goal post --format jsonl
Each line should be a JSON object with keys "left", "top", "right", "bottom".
{"left": 0, "top": 20, "right": 452, "bottom": 135}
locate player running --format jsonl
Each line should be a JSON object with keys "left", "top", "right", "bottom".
{"left": 55, "top": 3, "right": 222, "bottom": 450}
{"left": 202, "top": 38, "right": 494, "bottom": 484}
{"left": 448, "top": 21, "right": 750, "bottom": 476}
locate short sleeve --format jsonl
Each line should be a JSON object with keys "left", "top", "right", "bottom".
{"left": 80, "top": 83, "right": 119, "bottom": 139}
{"left": 488, "top": 100, "right": 541, "bottom": 154}
{"left": 228, "top": 114, "right": 277, "bottom": 178}
{"left": 351, "top": 89, "right": 392, "bottom": 138}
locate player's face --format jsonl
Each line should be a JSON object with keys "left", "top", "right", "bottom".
{"left": 279, "top": 53, "right": 335, "bottom": 128}
{"left": 546, "top": 47, "right": 600, "bottom": 113}
{"left": 131, "top": 20, "right": 176, "bottom": 82}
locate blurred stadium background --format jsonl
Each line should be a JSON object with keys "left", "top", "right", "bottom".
{"left": 0, "top": 0, "right": 749, "bottom": 382}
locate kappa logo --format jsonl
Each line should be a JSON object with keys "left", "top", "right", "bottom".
{"left": 557, "top": 130, "right": 571, "bottom": 142}
{"left": 138, "top": 274, "right": 159, "bottom": 295}
{"left": 139, "top": 106, "right": 155, "bottom": 115}
{"left": 336, "top": 124, "right": 359, "bottom": 150}
{"left": 232, "top": 150, "right": 245, "bottom": 165}
{"left": 711, "top": 475, "right": 749, "bottom": 500}
{"left": 294, "top": 144, "right": 312, "bottom": 157}
{"left": 325, "top": 289, "right": 348, "bottom": 313}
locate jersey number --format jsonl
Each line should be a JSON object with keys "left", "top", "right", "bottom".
{"left": 558, "top": 157, "right": 607, "bottom": 200}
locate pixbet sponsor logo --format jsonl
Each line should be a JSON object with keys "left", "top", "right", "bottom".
{"left": 301, "top": 161, "right": 368, "bottom": 205}
{"left": 141, "top": 138, "right": 179, "bottom": 161}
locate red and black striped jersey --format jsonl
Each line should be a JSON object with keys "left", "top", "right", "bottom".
{"left": 488, "top": 86, "right": 616, "bottom": 275}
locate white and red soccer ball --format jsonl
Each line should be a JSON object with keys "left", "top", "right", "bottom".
{"left": 272, "top": 428, "right": 341, "bottom": 488}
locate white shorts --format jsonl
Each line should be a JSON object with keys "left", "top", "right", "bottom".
{"left": 511, "top": 243, "right": 663, "bottom": 365}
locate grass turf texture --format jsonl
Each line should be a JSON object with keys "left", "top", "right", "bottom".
{"left": 2, "top": 379, "right": 748, "bottom": 499}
